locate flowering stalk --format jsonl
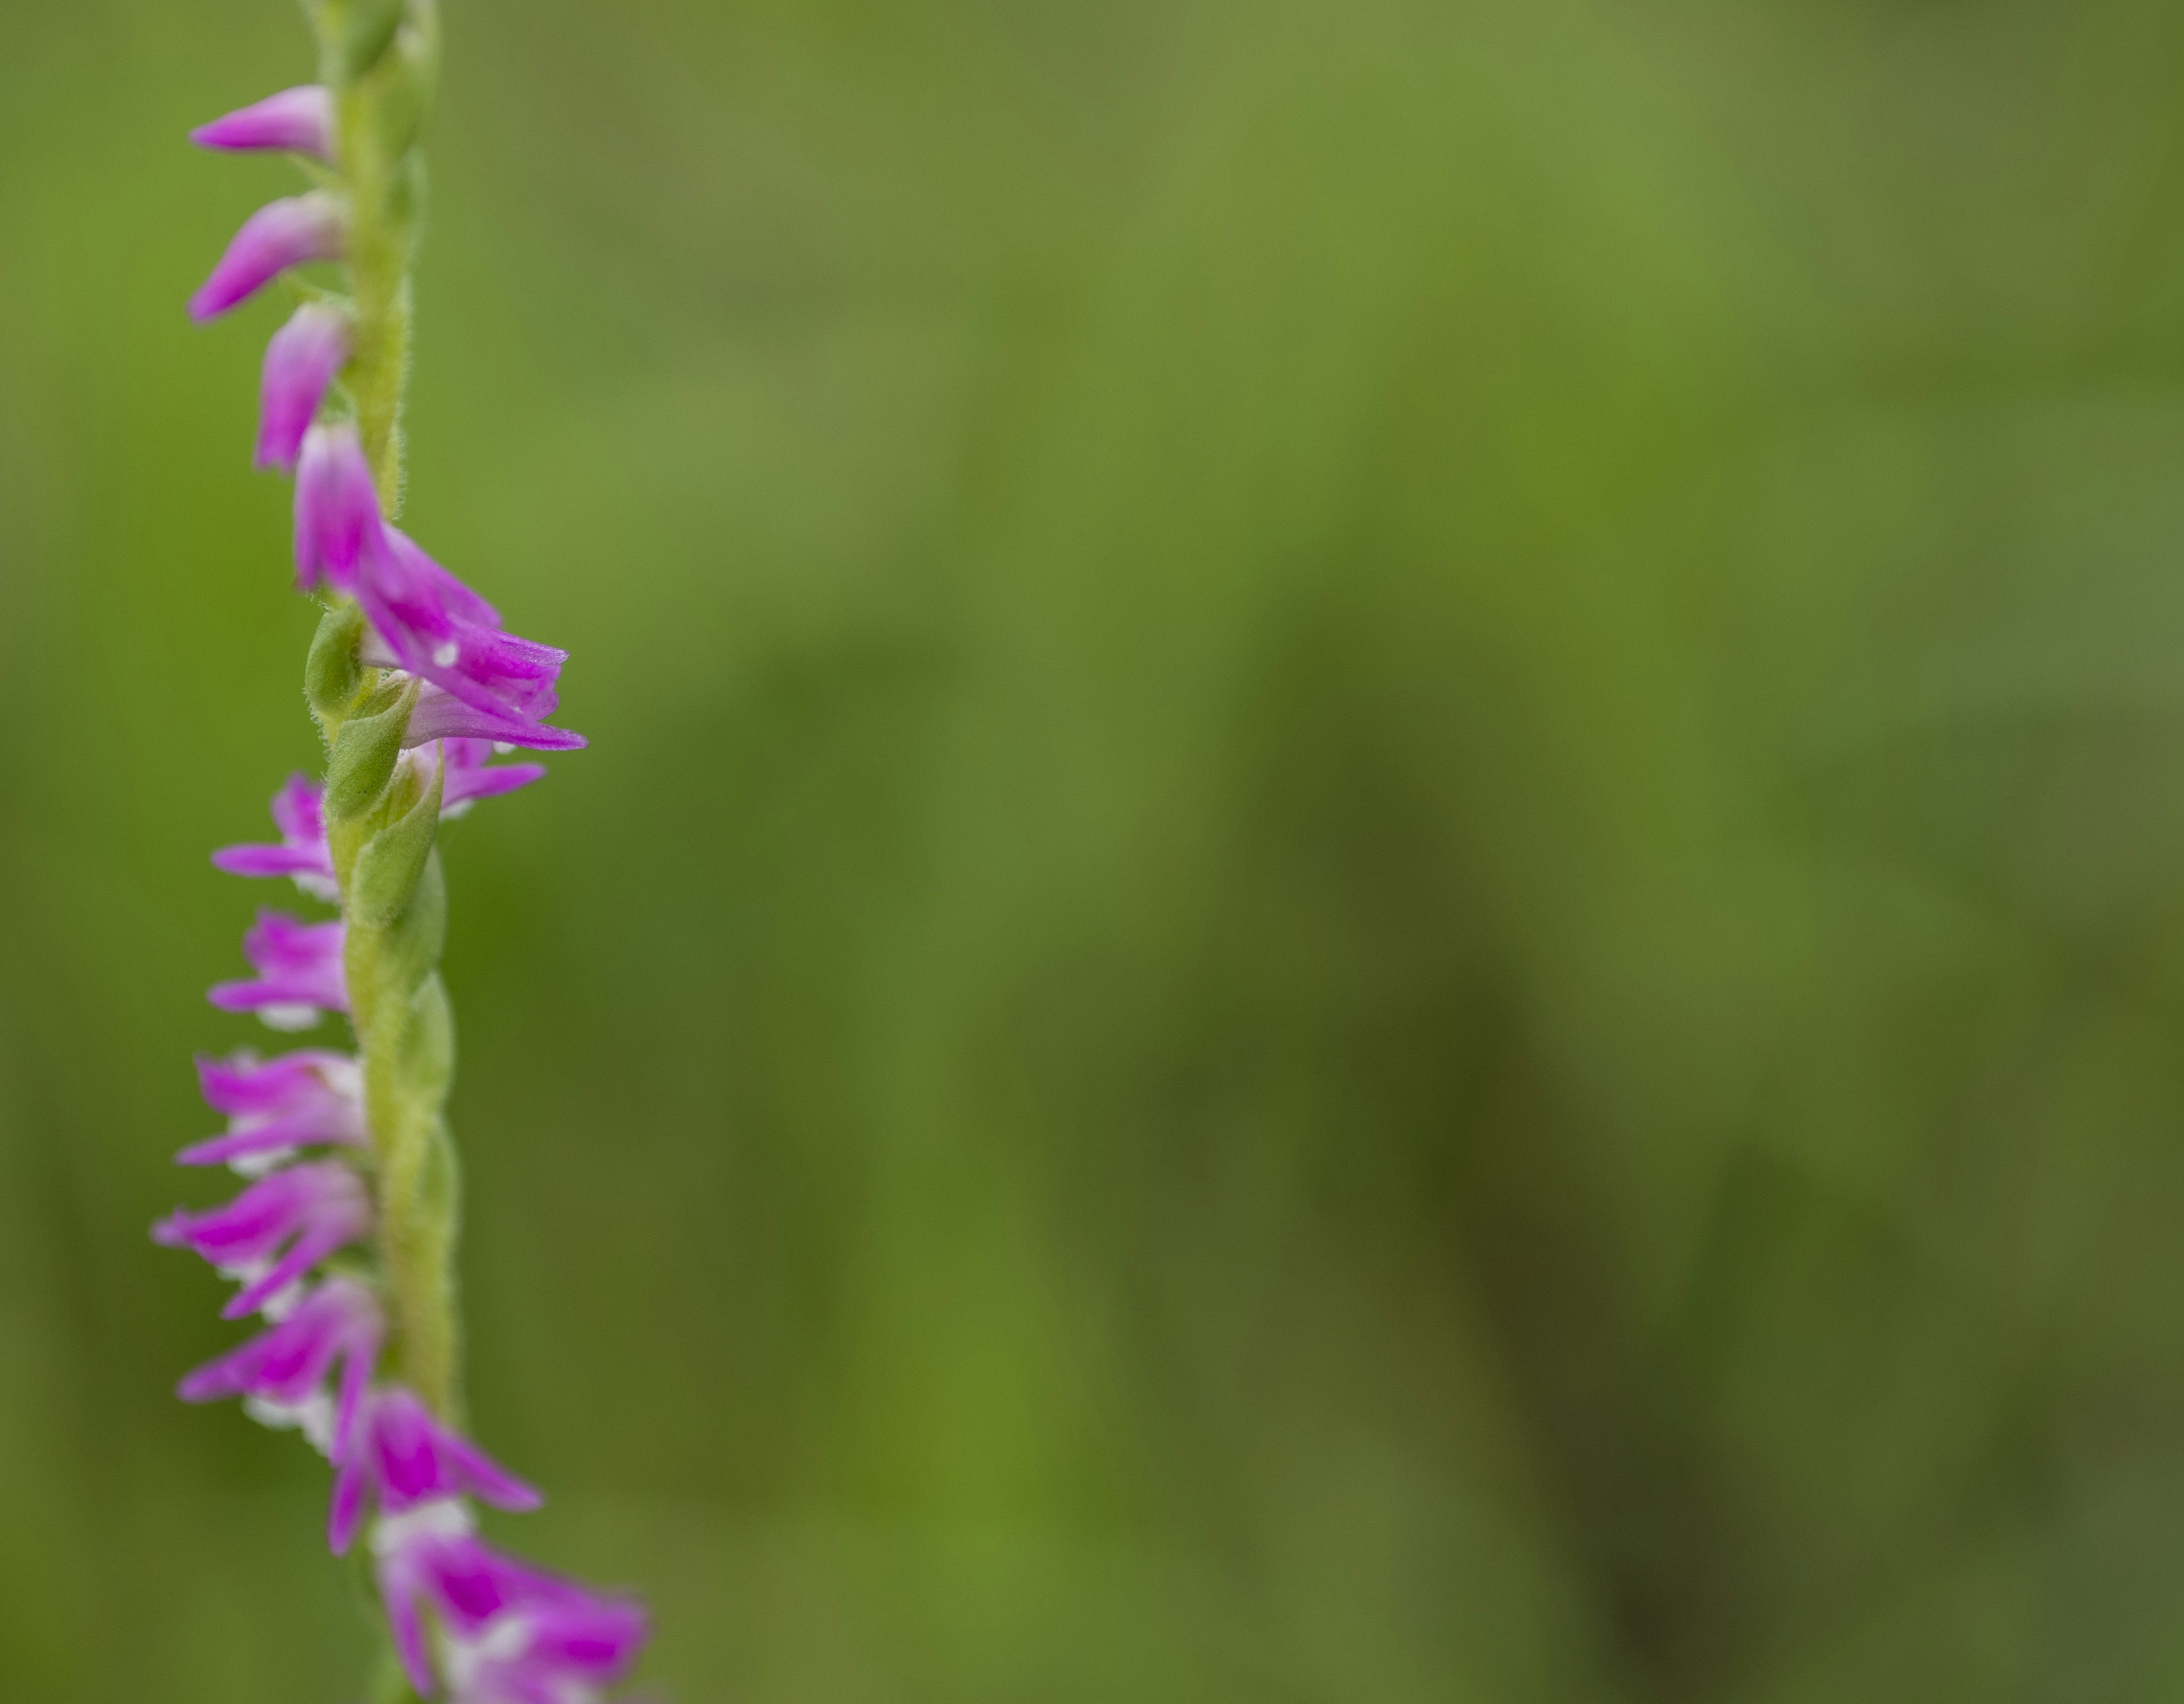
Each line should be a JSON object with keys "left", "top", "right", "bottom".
{"left": 164, "top": 4, "right": 647, "bottom": 1699}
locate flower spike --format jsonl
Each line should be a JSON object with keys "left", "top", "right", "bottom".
{"left": 189, "top": 192, "right": 346, "bottom": 322}
{"left": 191, "top": 86, "right": 336, "bottom": 162}
{"left": 167, "top": 6, "right": 640, "bottom": 1691}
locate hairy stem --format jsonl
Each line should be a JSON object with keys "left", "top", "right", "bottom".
{"left": 309, "top": 0, "right": 460, "bottom": 1422}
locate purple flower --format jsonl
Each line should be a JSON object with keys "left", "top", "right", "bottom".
{"left": 438, "top": 739, "right": 548, "bottom": 816}
{"left": 179, "top": 1047, "right": 365, "bottom": 1172}
{"left": 404, "top": 683, "right": 588, "bottom": 754}
{"left": 153, "top": 1160, "right": 372, "bottom": 1319}
{"left": 373, "top": 1510, "right": 649, "bottom": 1700}
{"left": 208, "top": 909, "right": 348, "bottom": 1029}
{"left": 294, "top": 421, "right": 382, "bottom": 594}
{"left": 288, "top": 431, "right": 586, "bottom": 749}
{"left": 330, "top": 1387, "right": 543, "bottom": 1555}
{"left": 447, "top": 1579, "right": 652, "bottom": 1704}
{"left": 176, "top": 1275, "right": 383, "bottom": 1455}
{"left": 357, "top": 527, "right": 573, "bottom": 727}
{"left": 211, "top": 773, "right": 336, "bottom": 901}
{"left": 257, "top": 304, "right": 352, "bottom": 472}
{"left": 189, "top": 191, "right": 346, "bottom": 322}
{"left": 191, "top": 85, "right": 336, "bottom": 163}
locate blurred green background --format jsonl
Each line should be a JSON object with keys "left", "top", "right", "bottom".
{"left": 7, "top": 0, "right": 2184, "bottom": 1697}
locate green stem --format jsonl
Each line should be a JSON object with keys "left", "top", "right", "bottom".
{"left": 324, "top": 0, "right": 436, "bottom": 511}
{"left": 308, "top": 0, "right": 460, "bottom": 1419}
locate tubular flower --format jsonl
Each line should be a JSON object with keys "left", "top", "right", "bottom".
{"left": 330, "top": 1386, "right": 543, "bottom": 1554}
{"left": 189, "top": 191, "right": 345, "bottom": 322}
{"left": 295, "top": 421, "right": 383, "bottom": 594}
{"left": 153, "top": 1160, "right": 373, "bottom": 1320}
{"left": 211, "top": 773, "right": 336, "bottom": 900}
{"left": 357, "top": 527, "right": 570, "bottom": 724}
{"left": 257, "top": 303, "right": 353, "bottom": 472}
{"left": 179, "top": 1048, "right": 365, "bottom": 1172}
{"left": 374, "top": 1509, "right": 650, "bottom": 1702}
{"left": 294, "top": 433, "right": 586, "bottom": 748}
{"left": 207, "top": 908, "right": 348, "bottom": 1028}
{"left": 191, "top": 85, "right": 336, "bottom": 162}
{"left": 176, "top": 1275, "right": 383, "bottom": 1456}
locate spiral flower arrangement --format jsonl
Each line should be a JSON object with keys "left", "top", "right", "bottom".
{"left": 160, "top": 4, "right": 649, "bottom": 1698}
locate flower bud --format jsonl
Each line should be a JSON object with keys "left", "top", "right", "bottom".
{"left": 189, "top": 193, "right": 345, "bottom": 322}
{"left": 191, "top": 86, "right": 335, "bottom": 162}
{"left": 257, "top": 304, "right": 353, "bottom": 472}
{"left": 295, "top": 423, "right": 383, "bottom": 594}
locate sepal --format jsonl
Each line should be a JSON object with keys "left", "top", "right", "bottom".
{"left": 348, "top": 753, "right": 443, "bottom": 929}
{"left": 305, "top": 599, "right": 368, "bottom": 721}
{"left": 320, "top": 0, "right": 407, "bottom": 85}
{"left": 374, "top": 849, "right": 447, "bottom": 1002}
{"left": 324, "top": 677, "right": 418, "bottom": 822}
{"left": 372, "top": 21, "right": 440, "bottom": 166}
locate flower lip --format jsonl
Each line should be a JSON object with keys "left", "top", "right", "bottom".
{"left": 403, "top": 681, "right": 588, "bottom": 753}
{"left": 189, "top": 192, "right": 345, "bottom": 322}
{"left": 191, "top": 86, "right": 336, "bottom": 162}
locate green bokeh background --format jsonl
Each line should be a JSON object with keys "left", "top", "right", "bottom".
{"left": 7, "top": 0, "right": 2184, "bottom": 1697}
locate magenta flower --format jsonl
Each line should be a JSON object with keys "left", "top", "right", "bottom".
{"left": 212, "top": 773, "right": 336, "bottom": 901}
{"left": 177, "top": 1275, "right": 383, "bottom": 1455}
{"left": 173, "top": 13, "right": 642, "bottom": 1684}
{"left": 208, "top": 909, "right": 348, "bottom": 1029}
{"left": 295, "top": 421, "right": 382, "bottom": 594}
{"left": 355, "top": 528, "right": 570, "bottom": 725}
{"left": 373, "top": 1511, "right": 649, "bottom": 1700}
{"left": 154, "top": 1160, "right": 372, "bottom": 1319}
{"left": 446, "top": 1578, "right": 652, "bottom": 1704}
{"left": 290, "top": 427, "right": 585, "bottom": 748}
{"left": 330, "top": 1387, "right": 543, "bottom": 1554}
{"left": 191, "top": 85, "right": 336, "bottom": 162}
{"left": 180, "top": 1048, "right": 365, "bottom": 1172}
{"left": 439, "top": 739, "right": 548, "bottom": 816}
{"left": 189, "top": 191, "right": 346, "bottom": 322}
{"left": 258, "top": 303, "right": 352, "bottom": 471}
